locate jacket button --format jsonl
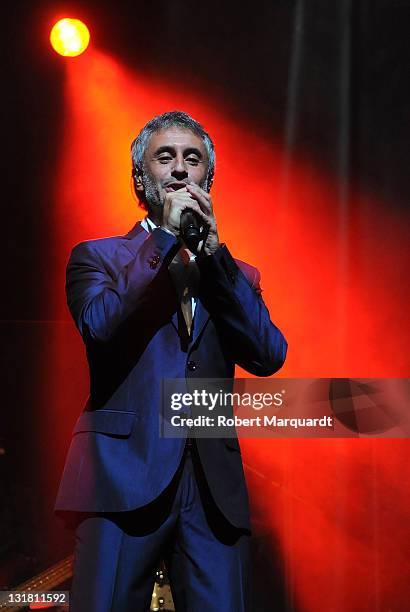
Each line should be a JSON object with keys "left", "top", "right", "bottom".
{"left": 149, "top": 255, "right": 161, "bottom": 269}
{"left": 187, "top": 360, "right": 198, "bottom": 371}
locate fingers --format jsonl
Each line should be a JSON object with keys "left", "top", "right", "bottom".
{"left": 185, "top": 183, "right": 213, "bottom": 215}
{"left": 164, "top": 184, "right": 219, "bottom": 255}
{"left": 165, "top": 190, "right": 207, "bottom": 221}
{"left": 163, "top": 189, "right": 211, "bottom": 234}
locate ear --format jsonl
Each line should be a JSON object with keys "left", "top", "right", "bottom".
{"left": 132, "top": 166, "right": 144, "bottom": 197}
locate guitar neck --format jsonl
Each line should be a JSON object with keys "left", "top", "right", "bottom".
{"left": 0, "top": 555, "right": 73, "bottom": 611}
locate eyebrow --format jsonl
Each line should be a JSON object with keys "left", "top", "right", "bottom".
{"left": 153, "top": 146, "right": 203, "bottom": 158}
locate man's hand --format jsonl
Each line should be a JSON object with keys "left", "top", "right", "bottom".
{"left": 162, "top": 183, "right": 220, "bottom": 256}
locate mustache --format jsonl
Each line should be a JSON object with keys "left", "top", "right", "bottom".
{"left": 163, "top": 180, "right": 189, "bottom": 189}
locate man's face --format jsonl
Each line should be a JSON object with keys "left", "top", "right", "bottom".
{"left": 137, "top": 127, "right": 209, "bottom": 215}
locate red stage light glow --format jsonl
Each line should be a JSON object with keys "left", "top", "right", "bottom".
{"left": 44, "top": 48, "right": 410, "bottom": 612}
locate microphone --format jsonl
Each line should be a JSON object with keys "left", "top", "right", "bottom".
{"left": 180, "top": 209, "right": 202, "bottom": 252}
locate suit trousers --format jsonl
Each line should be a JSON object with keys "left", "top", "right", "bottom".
{"left": 69, "top": 444, "right": 251, "bottom": 611}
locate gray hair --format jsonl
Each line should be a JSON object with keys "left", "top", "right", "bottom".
{"left": 131, "top": 111, "right": 215, "bottom": 191}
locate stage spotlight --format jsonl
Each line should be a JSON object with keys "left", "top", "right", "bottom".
{"left": 50, "top": 18, "right": 90, "bottom": 57}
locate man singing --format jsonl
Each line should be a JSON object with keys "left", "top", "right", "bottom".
{"left": 55, "top": 111, "right": 287, "bottom": 611}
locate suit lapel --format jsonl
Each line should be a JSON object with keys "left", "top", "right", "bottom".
{"left": 116, "top": 221, "right": 210, "bottom": 343}
{"left": 191, "top": 299, "right": 210, "bottom": 344}
{"left": 171, "top": 309, "right": 179, "bottom": 333}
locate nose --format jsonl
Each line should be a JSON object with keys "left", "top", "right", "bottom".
{"left": 171, "top": 155, "right": 188, "bottom": 180}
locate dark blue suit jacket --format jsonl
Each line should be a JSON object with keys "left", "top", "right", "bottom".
{"left": 55, "top": 222, "right": 287, "bottom": 529}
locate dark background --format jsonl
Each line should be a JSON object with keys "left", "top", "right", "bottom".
{"left": 2, "top": 0, "right": 409, "bottom": 608}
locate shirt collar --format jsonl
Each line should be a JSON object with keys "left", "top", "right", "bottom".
{"left": 141, "top": 216, "right": 157, "bottom": 233}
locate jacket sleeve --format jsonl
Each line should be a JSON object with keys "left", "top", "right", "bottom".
{"left": 197, "top": 244, "right": 287, "bottom": 377}
{"left": 66, "top": 228, "right": 180, "bottom": 343}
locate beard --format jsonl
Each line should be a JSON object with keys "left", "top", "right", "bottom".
{"left": 141, "top": 168, "right": 210, "bottom": 217}
{"left": 141, "top": 171, "right": 163, "bottom": 209}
